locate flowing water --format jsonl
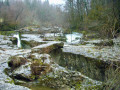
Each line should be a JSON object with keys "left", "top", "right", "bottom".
{"left": 13, "top": 33, "right": 22, "bottom": 48}
{"left": 13, "top": 32, "right": 83, "bottom": 48}
{"left": 65, "top": 32, "right": 83, "bottom": 44}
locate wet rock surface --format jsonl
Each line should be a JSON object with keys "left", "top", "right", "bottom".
{"left": 0, "top": 81, "right": 29, "bottom": 90}
{"left": 63, "top": 44, "right": 120, "bottom": 62}
{"left": 8, "top": 54, "right": 52, "bottom": 82}
{"left": 37, "top": 63, "right": 102, "bottom": 89}
{"left": 32, "top": 41, "right": 64, "bottom": 53}
{"left": 0, "top": 32, "right": 119, "bottom": 90}
{"left": 5, "top": 51, "right": 102, "bottom": 89}
{"left": 0, "top": 59, "right": 30, "bottom": 90}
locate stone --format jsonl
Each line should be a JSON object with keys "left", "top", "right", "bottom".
{"left": 30, "top": 53, "right": 52, "bottom": 64}
{"left": 0, "top": 81, "right": 30, "bottom": 90}
{"left": 32, "top": 41, "right": 64, "bottom": 53}
{"left": 12, "top": 62, "right": 33, "bottom": 81}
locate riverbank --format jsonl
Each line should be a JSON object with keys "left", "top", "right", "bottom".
{"left": 0, "top": 29, "right": 120, "bottom": 90}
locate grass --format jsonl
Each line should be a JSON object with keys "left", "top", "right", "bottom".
{"left": 0, "top": 31, "right": 16, "bottom": 36}
{"left": 102, "top": 65, "right": 120, "bottom": 90}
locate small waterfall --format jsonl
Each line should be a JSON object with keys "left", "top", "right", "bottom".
{"left": 13, "top": 33, "right": 22, "bottom": 48}
{"left": 65, "top": 32, "right": 83, "bottom": 44}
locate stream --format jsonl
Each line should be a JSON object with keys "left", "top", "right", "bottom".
{"left": 0, "top": 31, "right": 117, "bottom": 90}
{"left": 65, "top": 32, "right": 83, "bottom": 44}
{"left": 13, "top": 33, "right": 22, "bottom": 48}
{"left": 12, "top": 32, "right": 83, "bottom": 48}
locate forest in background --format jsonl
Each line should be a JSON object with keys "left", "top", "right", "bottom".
{"left": 65, "top": 0, "right": 120, "bottom": 38}
{"left": 0, "top": 0, "right": 65, "bottom": 30}
{"left": 0, "top": 0, "right": 120, "bottom": 38}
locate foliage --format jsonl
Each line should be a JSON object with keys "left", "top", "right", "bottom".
{"left": 65, "top": 0, "right": 120, "bottom": 38}
{"left": 0, "top": 22, "right": 18, "bottom": 31}
{"left": 0, "top": 31, "right": 15, "bottom": 35}
{"left": 0, "top": 0, "right": 66, "bottom": 30}
{"left": 102, "top": 66, "right": 120, "bottom": 90}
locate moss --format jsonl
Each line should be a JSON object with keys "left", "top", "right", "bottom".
{"left": 75, "top": 82, "right": 102, "bottom": 90}
{"left": 8, "top": 56, "right": 28, "bottom": 69}
{"left": 28, "top": 54, "right": 36, "bottom": 60}
{"left": 63, "top": 29, "right": 71, "bottom": 34}
{"left": 6, "top": 78, "right": 15, "bottom": 84}
{"left": 30, "top": 57, "right": 52, "bottom": 78}
{"left": 21, "top": 40, "right": 31, "bottom": 49}
{"left": 55, "top": 36, "right": 67, "bottom": 42}
{"left": 38, "top": 75, "right": 65, "bottom": 88}
{"left": 21, "top": 40, "right": 47, "bottom": 49}
{"left": 94, "top": 40, "right": 114, "bottom": 46}
{"left": 30, "top": 75, "right": 36, "bottom": 80}
{"left": 3, "top": 36, "right": 7, "bottom": 40}
{"left": 0, "top": 31, "right": 16, "bottom": 36}
{"left": 87, "top": 49, "right": 91, "bottom": 53}
{"left": 31, "top": 59, "right": 50, "bottom": 76}
{"left": 10, "top": 37, "right": 17, "bottom": 45}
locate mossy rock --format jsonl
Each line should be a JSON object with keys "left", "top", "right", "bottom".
{"left": 31, "top": 60, "right": 51, "bottom": 76}
{"left": 94, "top": 40, "right": 114, "bottom": 46}
{"left": 55, "top": 36, "right": 67, "bottom": 42}
{"left": 10, "top": 37, "right": 17, "bottom": 45}
{"left": 32, "top": 42, "right": 64, "bottom": 54}
{"left": 8, "top": 56, "right": 29, "bottom": 69}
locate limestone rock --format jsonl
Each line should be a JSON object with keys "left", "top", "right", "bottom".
{"left": 32, "top": 41, "right": 64, "bottom": 53}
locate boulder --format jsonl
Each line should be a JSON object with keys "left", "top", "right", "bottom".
{"left": 38, "top": 63, "right": 102, "bottom": 89}
{"left": 8, "top": 56, "right": 29, "bottom": 69}
{"left": 0, "top": 81, "right": 30, "bottom": 90}
{"left": 8, "top": 54, "right": 52, "bottom": 81}
{"left": 31, "top": 42, "right": 64, "bottom": 53}
{"left": 12, "top": 62, "right": 33, "bottom": 81}
{"left": 30, "top": 53, "right": 52, "bottom": 64}
{"left": 0, "top": 40, "right": 12, "bottom": 45}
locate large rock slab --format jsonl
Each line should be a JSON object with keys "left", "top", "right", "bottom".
{"left": 31, "top": 41, "right": 64, "bottom": 53}
{"left": 38, "top": 63, "right": 102, "bottom": 89}
{"left": 12, "top": 62, "right": 33, "bottom": 81}
{"left": 8, "top": 54, "right": 52, "bottom": 81}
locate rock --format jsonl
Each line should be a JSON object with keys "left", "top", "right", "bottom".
{"left": 30, "top": 54, "right": 52, "bottom": 76}
{"left": 8, "top": 56, "right": 29, "bottom": 69}
{"left": 0, "top": 61, "right": 30, "bottom": 90}
{"left": 21, "top": 34, "right": 42, "bottom": 42}
{"left": 0, "top": 62, "right": 13, "bottom": 83}
{"left": 31, "top": 41, "right": 64, "bottom": 53}
{"left": 37, "top": 63, "right": 102, "bottom": 89}
{"left": 9, "top": 54, "right": 52, "bottom": 81}
{"left": 94, "top": 40, "right": 114, "bottom": 46}
{"left": 0, "top": 40, "right": 12, "bottom": 45}
{"left": 29, "top": 53, "right": 52, "bottom": 64}
{"left": 12, "top": 62, "right": 33, "bottom": 81}
{"left": 0, "top": 81, "right": 30, "bottom": 90}
{"left": 10, "top": 37, "right": 17, "bottom": 45}
{"left": 11, "top": 60, "right": 51, "bottom": 81}
{"left": 84, "top": 39, "right": 114, "bottom": 46}
{"left": 41, "top": 27, "right": 51, "bottom": 31}
{"left": 31, "top": 60, "right": 51, "bottom": 76}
